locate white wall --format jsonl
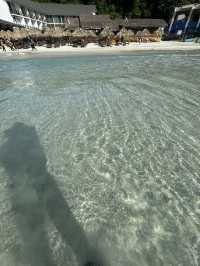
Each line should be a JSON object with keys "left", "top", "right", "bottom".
{"left": 0, "top": 0, "right": 13, "bottom": 23}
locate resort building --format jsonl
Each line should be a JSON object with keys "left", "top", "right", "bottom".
{"left": 80, "top": 16, "right": 167, "bottom": 33}
{"left": 118, "top": 19, "right": 167, "bottom": 32}
{"left": 0, "top": 0, "right": 166, "bottom": 34}
{"left": 0, "top": 0, "right": 96, "bottom": 30}
{"left": 168, "top": 3, "right": 200, "bottom": 39}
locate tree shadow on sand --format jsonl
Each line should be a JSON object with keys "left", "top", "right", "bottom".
{"left": 0, "top": 122, "right": 106, "bottom": 266}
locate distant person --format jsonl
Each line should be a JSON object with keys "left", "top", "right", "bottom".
{"left": 27, "top": 36, "right": 36, "bottom": 50}
{"left": 30, "top": 39, "right": 36, "bottom": 50}
{"left": 0, "top": 39, "right": 6, "bottom": 52}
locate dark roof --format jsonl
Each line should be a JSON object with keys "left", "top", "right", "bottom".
{"left": 65, "top": 17, "right": 80, "bottom": 29}
{"left": 119, "top": 19, "right": 167, "bottom": 29}
{"left": 7, "top": 0, "right": 96, "bottom": 16}
{"left": 80, "top": 16, "right": 167, "bottom": 31}
{"left": 37, "top": 3, "right": 96, "bottom": 16}
{"left": 80, "top": 15, "right": 112, "bottom": 29}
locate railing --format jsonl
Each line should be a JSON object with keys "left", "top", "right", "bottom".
{"left": 47, "top": 22, "right": 65, "bottom": 25}
{"left": 11, "top": 13, "right": 47, "bottom": 24}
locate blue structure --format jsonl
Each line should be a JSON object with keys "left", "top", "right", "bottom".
{"left": 168, "top": 4, "right": 200, "bottom": 40}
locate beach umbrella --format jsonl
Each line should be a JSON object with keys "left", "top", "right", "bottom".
{"left": 47, "top": 30, "right": 56, "bottom": 38}
{"left": 5, "top": 30, "right": 13, "bottom": 40}
{"left": 19, "top": 28, "right": 29, "bottom": 39}
{"left": 28, "top": 28, "right": 35, "bottom": 38}
{"left": 86, "top": 30, "right": 96, "bottom": 37}
{"left": 99, "top": 27, "right": 114, "bottom": 46}
{"left": 36, "top": 30, "right": 44, "bottom": 39}
{"left": 84, "top": 30, "right": 98, "bottom": 43}
{"left": 136, "top": 31, "right": 143, "bottom": 37}
{"left": 117, "top": 27, "right": 127, "bottom": 38}
{"left": 150, "top": 29, "right": 162, "bottom": 42}
{"left": 1, "top": 30, "right": 9, "bottom": 40}
{"left": 72, "top": 28, "right": 89, "bottom": 37}
{"left": 117, "top": 27, "right": 132, "bottom": 42}
{"left": 63, "top": 30, "right": 72, "bottom": 37}
{"left": 30, "top": 29, "right": 43, "bottom": 40}
{"left": 141, "top": 28, "right": 151, "bottom": 42}
{"left": 142, "top": 28, "right": 150, "bottom": 36}
{"left": 99, "top": 27, "right": 114, "bottom": 38}
{"left": 127, "top": 30, "right": 135, "bottom": 42}
{"left": 135, "top": 30, "right": 143, "bottom": 42}
{"left": 42, "top": 28, "right": 52, "bottom": 37}
{"left": 52, "top": 29, "right": 65, "bottom": 38}
{"left": 153, "top": 29, "right": 162, "bottom": 38}
{"left": 0, "top": 30, "right": 5, "bottom": 39}
{"left": 127, "top": 30, "right": 135, "bottom": 36}
{"left": 12, "top": 30, "right": 23, "bottom": 40}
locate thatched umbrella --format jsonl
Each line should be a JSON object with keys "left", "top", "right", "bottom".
{"left": 27, "top": 29, "right": 34, "bottom": 39}
{"left": 127, "top": 30, "right": 135, "bottom": 42}
{"left": 86, "top": 30, "right": 96, "bottom": 37}
{"left": 53, "top": 29, "right": 65, "bottom": 38}
{"left": 117, "top": 28, "right": 127, "bottom": 38}
{"left": 142, "top": 28, "right": 150, "bottom": 36}
{"left": 5, "top": 30, "right": 13, "bottom": 40}
{"left": 62, "top": 30, "right": 72, "bottom": 44}
{"left": 18, "top": 28, "right": 29, "bottom": 39}
{"left": 85, "top": 30, "right": 98, "bottom": 43}
{"left": 99, "top": 27, "right": 114, "bottom": 46}
{"left": 141, "top": 28, "right": 151, "bottom": 42}
{"left": 72, "top": 28, "right": 89, "bottom": 38}
{"left": 149, "top": 30, "right": 162, "bottom": 42}
{"left": 43, "top": 29, "right": 61, "bottom": 47}
{"left": 63, "top": 30, "right": 72, "bottom": 37}
{"left": 117, "top": 28, "right": 130, "bottom": 43}
{"left": 0, "top": 30, "right": 9, "bottom": 40}
{"left": 11, "top": 30, "right": 20, "bottom": 40}
{"left": 71, "top": 28, "right": 91, "bottom": 47}
{"left": 42, "top": 28, "right": 53, "bottom": 38}
{"left": 29, "top": 28, "right": 40, "bottom": 37}
{"left": 153, "top": 29, "right": 162, "bottom": 38}
{"left": 136, "top": 31, "right": 143, "bottom": 37}
{"left": 99, "top": 26, "right": 114, "bottom": 38}
{"left": 28, "top": 29, "right": 44, "bottom": 45}
{"left": 136, "top": 30, "right": 143, "bottom": 43}
{"left": 0, "top": 30, "right": 6, "bottom": 39}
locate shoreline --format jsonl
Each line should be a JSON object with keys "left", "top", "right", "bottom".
{"left": 1, "top": 41, "right": 200, "bottom": 59}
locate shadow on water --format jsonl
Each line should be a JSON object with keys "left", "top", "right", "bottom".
{"left": 0, "top": 122, "right": 106, "bottom": 266}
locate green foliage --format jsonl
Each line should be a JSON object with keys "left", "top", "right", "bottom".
{"left": 34, "top": 0, "right": 200, "bottom": 21}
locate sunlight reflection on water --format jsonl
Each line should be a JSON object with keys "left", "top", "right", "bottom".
{"left": 0, "top": 52, "right": 200, "bottom": 266}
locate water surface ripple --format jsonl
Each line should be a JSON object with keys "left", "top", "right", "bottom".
{"left": 0, "top": 52, "right": 200, "bottom": 266}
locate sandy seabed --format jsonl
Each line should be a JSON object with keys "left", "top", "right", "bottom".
{"left": 0, "top": 41, "right": 200, "bottom": 58}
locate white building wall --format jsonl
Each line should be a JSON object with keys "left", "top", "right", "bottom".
{"left": 0, "top": 0, "right": 71, "bottom": 29}
{"left": 21, "top": 17, "right": 26, "bottom": 27}
{"left": 0, "top": 0, "right": 13, "bottom": 23}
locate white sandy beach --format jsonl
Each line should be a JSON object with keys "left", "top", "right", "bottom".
{"left": 0, "top": 41, "right": 200, "bottom": 58}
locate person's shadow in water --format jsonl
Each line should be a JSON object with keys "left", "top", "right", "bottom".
{"left": 0, "top": 122, "right": 106, "bottom": 266}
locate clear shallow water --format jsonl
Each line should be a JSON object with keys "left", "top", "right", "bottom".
{"left": 0, "top": 52, "right": 200, "bottom": 266}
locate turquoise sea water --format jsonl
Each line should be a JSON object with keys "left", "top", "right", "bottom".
{"left": 0, "top": 52, "right": 200, "bottom": 266}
